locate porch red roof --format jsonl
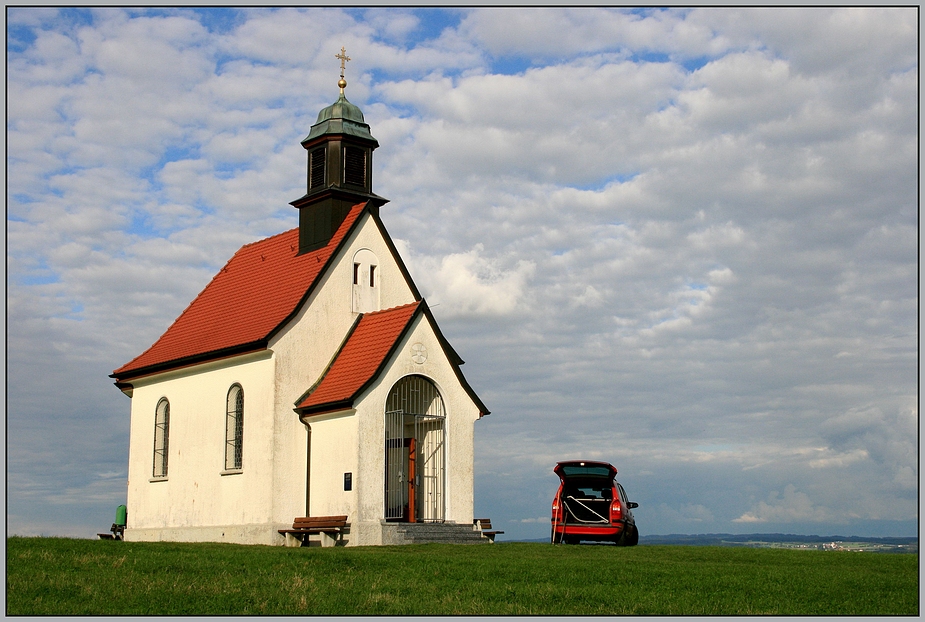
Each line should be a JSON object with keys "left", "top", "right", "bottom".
{"left": 112, "top": 203, "right": 367, "bottom": 380}
{"left": 296, "top": 301, "right": 420, "bottom": 415}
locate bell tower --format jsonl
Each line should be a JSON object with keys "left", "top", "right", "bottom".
{"left": 291, "top": 47, "right": 387, "bottom": 254}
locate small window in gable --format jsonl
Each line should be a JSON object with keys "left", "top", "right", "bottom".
{"left": 225, "top": 384, "right": 244, "bottom": 471}
{"left": 352, "top": 248, "right": 380, "bottom": 314}
{"left": 153, "top": 398, "right": 170, "bottom": 478}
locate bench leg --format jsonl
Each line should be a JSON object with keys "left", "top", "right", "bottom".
{"left": 284, "top": 533, "right": 304, "bottom": 547}
{"left": 319, "top": 531, "right": 337, "bottom": 547}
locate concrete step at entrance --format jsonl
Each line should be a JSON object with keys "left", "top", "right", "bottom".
{"left": 387, "top": 521, "right": 489, "bottom": 545}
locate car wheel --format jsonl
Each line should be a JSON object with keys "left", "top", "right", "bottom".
{"left": 614, "top": 525, "right": 636, "bottom": 546}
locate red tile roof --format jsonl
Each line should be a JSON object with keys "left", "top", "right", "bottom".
{"left": 296, "top": 301, "right": 421, "bottom": 415}
{"left": 112, "top": 203, "right": 367, "bottom": 380}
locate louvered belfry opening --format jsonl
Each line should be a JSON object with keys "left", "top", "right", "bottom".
{"left": 343, "top": 146, "right": 366, "bottom": 187}
{"left": 309, "top": 147, "right": 326, "bottom": 190}
{"left": 384, "top": 376, "right": 446, "bottom": 523}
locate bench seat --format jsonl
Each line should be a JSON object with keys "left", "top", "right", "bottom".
{"left": 279, "top": 515, "right": 348, "bottom": 547}
{"left": 474, "top": 518, "right": 503, "bottom": 542}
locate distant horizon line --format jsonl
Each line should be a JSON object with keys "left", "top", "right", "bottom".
{"left": 509, "top": 532, "right": 918, "bottom": 542}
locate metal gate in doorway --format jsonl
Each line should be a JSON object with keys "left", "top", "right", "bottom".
{"left": 384, "top": 376, "right": 446, "bottom": 522}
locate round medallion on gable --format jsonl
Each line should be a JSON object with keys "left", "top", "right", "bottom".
{"left": 411, "top": 343, "right": 427, "bottom": 364}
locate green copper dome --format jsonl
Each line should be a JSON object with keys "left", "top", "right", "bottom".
{"left": 317, "top": 92, "right": 365, "bottom": 124}
{"left": 302, "top": 92, "right": 378, "bottom": 145}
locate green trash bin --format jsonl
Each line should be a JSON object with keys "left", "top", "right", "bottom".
{"left": 115, "top": 505, "right": 127, "bottom": 527}
{"left": 111, "top": 505, "right": 127, "bottom": 540}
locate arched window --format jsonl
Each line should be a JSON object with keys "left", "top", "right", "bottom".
{"left": 225, "top": 384, "right": 244, "bottom": 471}
{"left": 153, "top": 398, "right": 170, "bottom": 478}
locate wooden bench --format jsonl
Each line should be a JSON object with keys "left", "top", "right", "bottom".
{"left": 97, "top": 523, "right": 125, "bottom": 541}
{"left": 474, "top": 518, "right": 503, "bottom": 542}
{"left": 279, "top": 515, "right": 348, "bottom": 547}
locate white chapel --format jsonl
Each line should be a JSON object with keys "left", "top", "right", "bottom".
{"left": 111, "top": 53, "right": 490, "bottom": 546}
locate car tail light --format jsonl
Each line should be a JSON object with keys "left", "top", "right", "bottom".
{"left": 610, "top": 489, "right": 622, "bottom": 523}
{"left": 611, "top": 504, "right": 622, "bottom": 522}
{"left": 552, "top": 498, "right": 563, "bottom": 521}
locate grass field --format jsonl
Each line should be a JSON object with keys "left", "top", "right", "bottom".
{"left": 6, "top": 537, "right": 918, "bottom": 615}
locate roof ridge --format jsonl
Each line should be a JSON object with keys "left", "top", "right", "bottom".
{"left": 362, "top": 301, "right": 420, "bottom": 317}
{"left": 238, "top": 226, "right": 298, "bottom": 250}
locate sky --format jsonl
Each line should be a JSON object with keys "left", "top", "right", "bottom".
{"left": 6, "top": 7, "right": 918, "bottom": 541}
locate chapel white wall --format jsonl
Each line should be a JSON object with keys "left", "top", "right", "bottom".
{"left": 124, "top": 351, "right": 275, "bottom": 543}
{"left": 305, "top": 411, "right": 358, "bottom": 518}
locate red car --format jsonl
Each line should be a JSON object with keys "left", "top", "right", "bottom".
{"left": 551, "top": 460, "right": 639, "bottom": 545}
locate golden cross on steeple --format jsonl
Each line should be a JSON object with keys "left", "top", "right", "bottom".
{"left": 336, "top": 46, "right": 351, "bottom": 93}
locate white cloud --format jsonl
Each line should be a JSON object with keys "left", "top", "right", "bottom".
{"left": 808, "top": 449, "right": 869, "bottom": 469}
{"left": 518, "top": 516, "right": 550, "bottom": 524}
{"left": 658, "top": 503, "right": 716, "bottom": 524}
{"left": 460, "top": 8, "right": 728, "bottom": 59}
{"left": 401, "top": 242, "right": 535, "bottom": 317}
{"left": 733, "top": 485, "right": 836, "bottom": 524}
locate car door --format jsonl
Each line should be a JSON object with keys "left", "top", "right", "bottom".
{"left": 617, "top": 483, "right": 635, "bottom": 524}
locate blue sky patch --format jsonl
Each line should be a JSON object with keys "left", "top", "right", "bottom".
{"left": 188, "top": 7, "right": 246, "bottom": 34}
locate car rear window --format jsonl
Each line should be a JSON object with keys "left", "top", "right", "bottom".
{"left": 564, "top": 481, "right": 613, "bottom": 499}
{"left": 559, "top": 465, "right": 613, "bottom": 478}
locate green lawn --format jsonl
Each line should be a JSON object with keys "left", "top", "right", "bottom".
{"left": 6, "top": 537, "right": 918, "bottom": 615}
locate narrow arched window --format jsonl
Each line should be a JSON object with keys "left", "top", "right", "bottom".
{"left": 225, "top": 384, "right": 244, "bottom": 470}
{"left": 153, "top": 398, "right": 170, "bottom": 478}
